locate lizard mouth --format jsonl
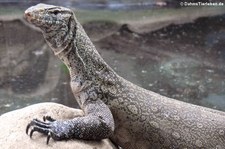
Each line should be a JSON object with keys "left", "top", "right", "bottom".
{"left": 24, "top": 4, "right": 45, "bottom": 25}
{"left": 24, "top": 9, "right": 57, "bottom": 28}
{"left": 24, "top": 10, "right": 42, "bottom": 26}
{"left": 24, "top": 6, "right": 48, "bottom": 27}
{"left": 24, "top": 10, "right": 54, "bottom": 29}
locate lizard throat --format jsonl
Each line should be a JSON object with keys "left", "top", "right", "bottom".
{"left": 44, "top": 16, "right": 76, "bottom": 58}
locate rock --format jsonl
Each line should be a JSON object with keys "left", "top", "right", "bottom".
{"left": 0, "top": 102, "right": 116, "bottom": 149}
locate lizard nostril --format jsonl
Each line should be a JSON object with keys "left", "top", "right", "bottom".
{"left": 24, "top": 11, "right": 33, "bottom": 23}
{"left": 24, "top": 11, "right": 32, "bottom": 18}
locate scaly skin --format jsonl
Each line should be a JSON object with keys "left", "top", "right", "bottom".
{"left": 24, "top": 3, "right": 225, "bottom": 149}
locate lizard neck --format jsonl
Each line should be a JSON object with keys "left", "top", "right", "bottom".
{"left": 44, "top": 16, "right": 119, "bottom": 86}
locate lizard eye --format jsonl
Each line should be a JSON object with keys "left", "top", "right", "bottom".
{"left": 53, "top": 10, "right": 60, "bottom": 15}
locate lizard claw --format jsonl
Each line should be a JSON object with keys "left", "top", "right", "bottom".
{"left": 43, "top": 116, "right": 56, "bottom": 122}
{"left": 26, "top": 123, "right": 31, "bottom": 135}
{"left": 47, "top": 132, "right": 51, "bottom": 144}
{"left": 26, "top": 117, "right": 56, "bottom": 144}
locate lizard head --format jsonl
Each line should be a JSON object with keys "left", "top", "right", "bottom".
{"left": 25, "top": 3, "right": 76, "bottom": 55}
{"left": 25, "top": 4, "right": 117, "bottom": 84}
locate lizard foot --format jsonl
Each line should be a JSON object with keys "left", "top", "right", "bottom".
{"left": 26, "top": 116, "right": 61, "bottom": 144}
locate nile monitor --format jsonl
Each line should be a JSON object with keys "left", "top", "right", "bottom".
{"left": 24, "top": 3, "right": 225, "bottom": 149}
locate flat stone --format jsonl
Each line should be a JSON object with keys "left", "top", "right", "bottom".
{"left": 0, "top": 102, "right": 116, "bottom": 149}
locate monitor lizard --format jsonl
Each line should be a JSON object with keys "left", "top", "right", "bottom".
{"left": 24, "top": 3, "right": 225, "bottom": 149}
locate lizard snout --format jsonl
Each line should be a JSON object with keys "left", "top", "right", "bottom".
{"left": 24, "top": 11, "right": 33, "bottom": 23}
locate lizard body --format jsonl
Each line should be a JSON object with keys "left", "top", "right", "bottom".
{"left": 25, "top": 4, "right": 225, "bottom": 149}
